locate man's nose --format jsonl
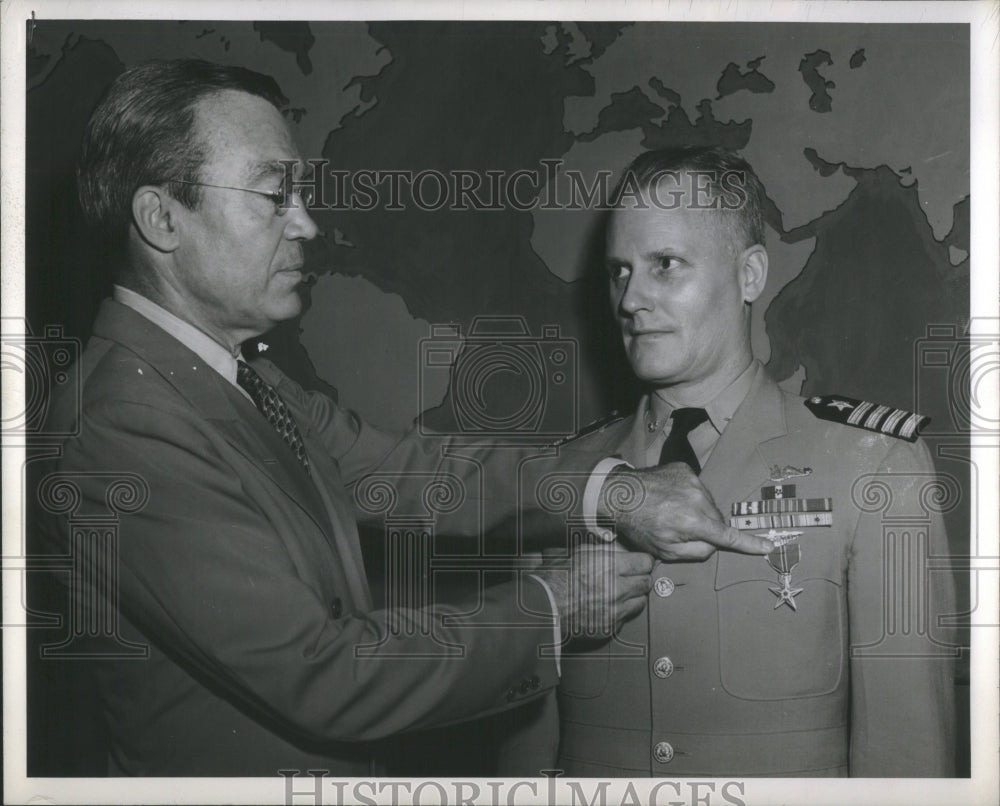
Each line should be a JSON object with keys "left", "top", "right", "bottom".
{"left": 618, "top": 268, "right": 653, "bottom": 315}
{"left": 284, "top": 194, "right": 319, "bottom": 241}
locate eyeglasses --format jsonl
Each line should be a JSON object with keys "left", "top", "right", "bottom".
{"left": 166, "top": 178, "right": 315, "bottom": 216}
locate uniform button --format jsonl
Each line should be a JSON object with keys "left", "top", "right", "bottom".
{"left": 529, "top": 674, "right": 540, "bottom": 689}
{"left": 519, "top": 680, "right": 531, "bottom": 694}
{"left": 330, "top": 597, "right": 343, "bottom": 618}
{"left": 653, "top": 656, "right": 674, "bottom": 678}
{"left": 653, "top": 741, "right": 674, "bottom": 764}
{"left": 505, "top": 686, "right": 516, "bottom": 701}
{"left": 654, "top": 577, "right": 675, "bottom": 597}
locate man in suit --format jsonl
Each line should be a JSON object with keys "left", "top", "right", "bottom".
{"left": 32, "top": 62, "right": 771, "bottom": 776}
{"left": 504, "top": 146, "right": 958, "bottom": 777}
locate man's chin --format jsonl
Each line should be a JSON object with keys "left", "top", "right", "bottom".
{"left": 627, "top": 354, "right": 682, "bottom": 386}
{"left": 262, "top": 295, "right": 304, "bottom": 328}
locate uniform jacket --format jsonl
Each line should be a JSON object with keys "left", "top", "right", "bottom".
{"left": 504, "top": 365, "right": 957, "bottom": 777}
{"left": 36, "top": 299, "right": 602, "bottom": 776}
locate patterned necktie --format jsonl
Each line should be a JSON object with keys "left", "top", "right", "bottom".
{"left": 236, "top": 361, "right": 311, "bottom": 475}
{"left": 658, "top": 407, "right": 709, "bottom": 473}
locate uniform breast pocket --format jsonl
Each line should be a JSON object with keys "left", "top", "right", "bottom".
{"left": 714, "top": 537, "right": 847, "bottom": 700}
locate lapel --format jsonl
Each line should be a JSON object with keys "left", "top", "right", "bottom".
{"left": 620, "top": 396, "right": 654, "bottom": 467}
{"left": 91, "top": 300, "right": 336, "bottom": 541}
{"left": 700, "top": 367, "right": 788, "bottom": 508}
{"left": 255, "top": 361, "right": 374, "bottom": 610}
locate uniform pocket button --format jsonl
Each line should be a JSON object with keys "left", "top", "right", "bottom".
{"left": 654, "top": 577, "right": 675, "bottom": 597}
{"left": 653, "top": 656, "right": 674, "bottom": 678}
{"left": 330, "top": 597, "right": 343, "bottom": 618}
{"left": 653, "top": 741, "right": 674, "bottom": 763}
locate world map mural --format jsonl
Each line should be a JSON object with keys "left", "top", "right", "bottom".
{"left": 23, "top": 18, "right": 972, "bottom": 776}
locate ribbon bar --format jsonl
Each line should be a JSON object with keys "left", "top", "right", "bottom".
{"left": 732, "top": 497, "right": 833, "bottom": 516}
{"left": 732, "top": 512, "right": 834, "bottom": 530}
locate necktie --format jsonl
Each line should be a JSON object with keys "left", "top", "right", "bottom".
{"left": 658, "top": 407, "right": 709, "bottom": 473}
{"left": 236, "top": 361, "right": 311, "bottom": 475}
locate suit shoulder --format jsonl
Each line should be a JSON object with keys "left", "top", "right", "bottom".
{"left": 78, "top": 339, "right": 174, "bottom": 408}
{"left": 43, "top": 339, "right": 147, "bottom": 435}
{"left": 62, "top": 340, "right": 207, "bottom": 437}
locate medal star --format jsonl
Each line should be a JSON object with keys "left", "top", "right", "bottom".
{"left": 827, "top": 399, "right": 854, "bottom": 411}
{"left": 769, "top": 583, "right": 804, "bottom": 611}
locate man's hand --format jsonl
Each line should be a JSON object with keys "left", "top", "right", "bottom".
{"left": 598, "top": 462, "right": 773, "bottom": 561}
{"left": 534, "top": 544, "right": 653, "bottom": 640}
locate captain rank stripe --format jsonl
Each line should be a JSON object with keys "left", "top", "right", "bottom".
{"left": 849, "top": 400, "right": 925, "bottom": 440}
{"left": 732, "top": 497, "right": 832, "bottom": 516}
{"left": 731, "top": 512, "right": 834, "bottom": 530}
{"left": 805, "top": 395, "right": 929, "bottom": 442}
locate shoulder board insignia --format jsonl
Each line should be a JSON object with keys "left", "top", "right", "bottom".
{"left": 549, "top": 411, "right": 625, "bottom": 447}
{"left": 805, "top": 395, "right": 929, "bottom": 442}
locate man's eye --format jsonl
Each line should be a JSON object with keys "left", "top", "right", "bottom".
{"left": 265, "top": 187, "right": 291, "bottom": 215}
{"left": 268, "top": 185, "right": 314, "bottom": 215}
{"left": 656, "top": 256, "right": 680, "bottom": 273}
{"left": 607, "top": 264, "right": 630, "bottom": 283}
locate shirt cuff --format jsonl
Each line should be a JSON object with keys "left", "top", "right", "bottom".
{"left": 527, "top": 573, "right": 561, "bottom": 677}
{"left": 583, "top": 457, "right": 633, "bottom": 541}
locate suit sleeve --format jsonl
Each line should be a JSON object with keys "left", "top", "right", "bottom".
{"left": 282, "top": 373, "right": 610, "bottom": 543}
{"left": 49, "top": 398, "right": 558, "bottom": 745}
{"left": 847, "top": 437, "right": 958, "bottom": 775}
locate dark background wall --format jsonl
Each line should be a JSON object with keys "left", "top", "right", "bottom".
{"left": 23, "top": 20, "right": 971, "bottom": 776}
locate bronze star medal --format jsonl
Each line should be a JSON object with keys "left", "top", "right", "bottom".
{"left": 758, "top": 531, "right": 804, "bottom": 611}
{"left": 733, "top": 478, "right": 832, "bottom": 611}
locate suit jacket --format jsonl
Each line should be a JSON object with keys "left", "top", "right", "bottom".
{"left": 36, "top": 299, "right": 601, "bottom": 776}
{"left": 502, "top": 366, "right": 957, "bottom": 777}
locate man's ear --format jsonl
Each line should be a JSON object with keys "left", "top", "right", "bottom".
{"left": 740, "top": 244, "right": 768, "bottom": 304}
{"left": 132, "top": 186, "right": 180, "bottom": 253}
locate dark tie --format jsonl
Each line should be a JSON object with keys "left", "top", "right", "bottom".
{"left": 236, "top": 361, "right": 311, "bottom": 475}
{"left": 658, "top": 407, "right": 709, "bottom": 473}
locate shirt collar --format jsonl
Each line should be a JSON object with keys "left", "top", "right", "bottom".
{"left": 113, "top": 285, "right": 241, "bottom": 386}
{"left": 647, "top": 359, "right": 761, "bottom": 435}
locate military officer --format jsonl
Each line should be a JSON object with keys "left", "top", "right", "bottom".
{"left": 501, "top": 146, "right": 957, "bottom": 777}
